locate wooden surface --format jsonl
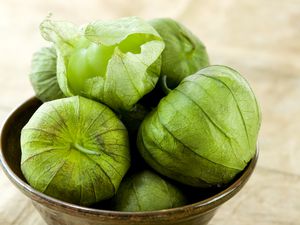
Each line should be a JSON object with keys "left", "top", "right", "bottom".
{"left": 1, "top": 0, "right": 300, "bottom": 224}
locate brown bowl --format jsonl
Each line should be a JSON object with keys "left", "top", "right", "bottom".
{"left": 0, "top": 97, "right": 258, "bottom": 225}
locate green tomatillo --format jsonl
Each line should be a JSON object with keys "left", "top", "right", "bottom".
{"left": 149, "top": 18, "right": 210, "bottom": 90}
{"left": 137, "top": 65, "right": 261, "bottom": 187}
{"left": 112, "top": 170, "right": 187, "bottom": 212}
{"left": 40, "top": 16, "right": 165, "bottom": 112}
{"left": 29, "top": 46, "right": 65, "bottom": 102}
{"left": 20, "top": 96, "right": 130, "bottom": 206}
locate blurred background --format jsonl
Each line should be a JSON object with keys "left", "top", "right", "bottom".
{"left": 0, "top": 0, "right": 299, "bottom": 224}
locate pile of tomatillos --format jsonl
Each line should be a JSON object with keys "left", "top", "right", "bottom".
{"left": 21, "top": 16, "right": 261, "bottom": 211}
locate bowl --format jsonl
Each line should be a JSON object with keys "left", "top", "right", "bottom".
{"left": 0, "top": 97, "right": 258, "bottom": 225}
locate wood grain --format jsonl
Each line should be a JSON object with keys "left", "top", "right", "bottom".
{"left": 0, "top": 0, "right": 300, "bottom": 224}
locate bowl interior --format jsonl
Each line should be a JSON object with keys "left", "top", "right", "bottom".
{"left": 0, "top": 97, "right": 258, "bottom": 217}
{"left": 1, "top": 98, "right": 41, "bottom": 181}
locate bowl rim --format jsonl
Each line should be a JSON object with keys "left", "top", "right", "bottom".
{"left": 0, "top": 96, "right": 258, "bottom": 219}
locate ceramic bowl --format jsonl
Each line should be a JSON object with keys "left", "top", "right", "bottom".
{"left": 0, "top": 97, "right": 258, "bottom": 225}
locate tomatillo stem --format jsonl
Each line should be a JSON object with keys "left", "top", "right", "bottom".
{"left": 73, "top": 143, "right": 101, "bottom": 155}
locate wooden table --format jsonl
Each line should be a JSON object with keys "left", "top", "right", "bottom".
{"left": 1, "top": 0, "right": 300, "bottom": 224}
